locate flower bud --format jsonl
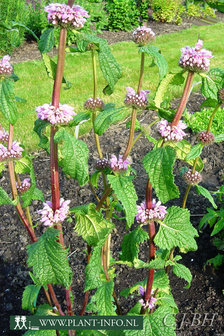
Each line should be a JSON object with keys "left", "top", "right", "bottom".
{"left": 124, "top": 87, "right": 149, "bottom": 109}
{"left": 197, "top": 131, "right": 214, "bottom": 145}
{"left": 84, "top": 97, "right": 105, "bottom": 111}
{"left": 95, "top": 158, "right": 109, "bottom": 170}
{"left": 183, "top": 169, "right": 202, "bottom": 185}
{"left": 17, "top": 178, "right": 31, "bottom": 194}
{"left": 133, "top": 26, "right": 155, "bottom": 46}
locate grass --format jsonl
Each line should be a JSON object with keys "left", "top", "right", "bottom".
{"left": 1, "top": 23, "right": 224, "bottom": 151}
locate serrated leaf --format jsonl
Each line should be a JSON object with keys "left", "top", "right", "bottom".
{"left": 195, "top": 185, "right": 217, "bottom": 209}
{"left": 54, "top": 128, "right": 89, "bottom": 186}
{"left": 38, "top": 28, "right": 55, "bottom": 53}
{"left": 143, "top": 146, "right": 179, "bottom": 203}
{"left": 22, "top": 284, "right": 41, "bottom": 312}
{"left": 15, "top": 156, "right": 32, "bottom": 174}
{"left": 148, "top": 258, "right": 166, "bottom": 269}
{"left": 107, "top": 175, "right": 138, "bottom": 228}
{"left": 91, "top": 280, "right": 116, "bottom": 315}
{"left": 94, "top": 105, "right": 128, "bottom": 135}
{"left": 0, "top": 79, "right": 18, "bottom": 124}
{"left": 74, "top": 203, "right": 114, "bottom": 246}
{"left": 0, "top": 187, "right": 14, "bottom": 205}
{"left": 91, "top": 171, "right": 101, "bottom": 188}
{"left": 0, "top": 162, "right": 5, "bottom": 173}
{"left": 164, "top": 140, "right": 203, "bottom": 172}
{"left": 35, "top": 303, "right": 57, "bottom": 316}
{"left": 214, "top": 134, "right": 224, "bottom": 143}
{"left": 27, "top": 228, "right": 72, "bottom": 288}
{"left": 185, "top": 143, "right": 203, "bottom": 161}
{"left": 156, "top": 291, "right": 178, "bottom": 312}
{"left": 140, "top": 45, "right": 168, "bottom": 80}
{"left": 153, "top": 270, "right": 169, "bottom": 289}
{"left": 33, "top": 118, "right": 50, "bottom": 151}
{"left": 97, "top": 41, "right": 122, "bottom": 95}
{"left": 155, "top": 206, "right": 198, "bottom": 251}
{"left": 172, "top": 263, "right": 192, "bottom": 288}
{"left": 201, "top": 74, "right": 218, "bottom": 99}
{"left": 121, "top": 226, "right": 148, "bottom": 262}
{"left": 124, "top": 306, "right": 176, "bottom": 336}
{"left": 208, "top": 68, "right": 224, "bottom": 90}
{"left": 85, "top": 240, "right": 104, "bottom": 291}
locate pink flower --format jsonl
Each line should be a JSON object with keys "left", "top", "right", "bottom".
{"left": 84, "top": 97, "right": 105, "bottom": 111}
{"left": 133, "top": 26, "right": 155, "bottom": 45}
{"left": 44, "top": 3, "right": 89, "bottom": 28}
{"left": 158, "top": 119, "right": 187, "bottom": 142}
{"left": 179, "top": 40, "right": 213, "bottom": 73}
{"left": 136, "top": 199, "right": 167, "bottom": 224}
{"left": 110, "top": 154, "right": 130, "bottom": 171}
{"left": 36, "top": 103, "right": 76, "bottom": 125}
{"left": 124, "top": 87, "right": 149, "bottom": 109}
{"left": 0, "top": 55, "right": 13, "bottom": 77}
{"left": 139, "top": 286, "right": 157, "bottom": 310}
{"left": 17, "top": 178, "right": 31, "bottom": 194}
{"left": 0, "top": 141, "right": 23, "bottom": 161}
{"left": 0, "top": 128, "right": 9, "bottom": 143}
{"left": 38, "top": 198, "right": 70, "bottom": 226}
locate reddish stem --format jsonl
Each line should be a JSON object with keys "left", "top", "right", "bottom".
{"left": 171, "top": 71, "right": 194, "bottom": 127}
{"left": 144, "top": 180, "right": 155, "bottom": 303}
{"left": 48, "top": 284, "right": 65, "bottom": 315}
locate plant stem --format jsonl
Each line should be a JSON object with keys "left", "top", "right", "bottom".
{"left": 123, "top": 52, "right": 145, "bottom": 161}
{"left": 182, "top": 184, "right": 191, "bottom": 209}
{"left": 144, "top": 180, "right": 155, "bottom": 303}
{"left": 206, "top": 103, "right": 221, "bottom": 134}
{"left": 48, "top": 284, "right": 65, "bottom": 315}
{"left": 171, "top": 71, "right": 195, "bottom": 127}
{"left": 80, "top": 245, "right": 91, "bottom": 316}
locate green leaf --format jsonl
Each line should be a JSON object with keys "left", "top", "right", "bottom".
{"left": 27, "top": 228, "right": 72, "bottom": 288}
{"left": 42, "top": 54, "right": 71, "bottom": 89}
{"left": 11, "top": 21, "right": 39, "bottom": 41}
{"left": 0, "top": 162, "right": 5, "bottom": 174}
{"left": 22, "top": 284, "right": 41, "bottom": 313}
{"left": 0, "top": 187, "right": 14, "bottom": 205}
{"left": 140, "top": 45, "right": 168, "bottom": 80}
{"left": 0, "top": 79, "right": 18, "bottom": 124}
{"left": 91, "top": 171, "right": 101, "bottom": 188}
{"left": 121, "top": 226, "right": 148, "bottom": 262}
{"left": 91, "top": 280, "right": 116, "bottom": 315}
{"left": 206, "top": 254, "right": 224, "bottom": 269}
{"left": 153, "top": 270, "right": 169, "bottom": 289}
{"left": 120, "top": 279, "right": 146, "bottom": 298}
{"left": 107, "top": 175, "right": 138, "bottom": 228}
{"left": 172, "top": 263, "right": 192, "bottom": 288}
{"left": 157, "top": 108, "right": 175, "bottom": 122}
{"left": 201, "top": 98, "right": 218, "bottom": 108}
{"left": 164, "top": 140, "right": 203, "bottom": 172}
{"left": 208, "top": 68, "right": 224, "bottom": 91}
{"left": 38, "top": 28, "right": 55, "bottom": 53}
{"left": 33, "top": 118, "right": 50, "bottom": 151}
{"left": 35, "top": 303, "right": 57, "bottom": 316}
{"left": 156, "top": 291, "right": 178, "bottom": 312}
{"left": 154, "top": 73, "right": 179, "bottom": 108}
{"left": 15, "top": 156, "right": 33, "bottom": 174}
{"left": 214, "top": 134, "right": 224, "bottom": 143}
{"left": 124, "top": 306, "right": 176, "bottom": 336}
{"left": 155, "top": 206, "right": 198, "bottom": 251}
{"left": 211, "top": 218, "right": 224, "bottom": 236}
{"left": 69, "top": 111, "right": 91, "bottom": 126}
{"left": 85, "top": 240, "right": 104, "bottom": 291}
{"left": 99, "top": 48, "right": 122, "bottom": 95}
{"left": 143, "top": 146, "right": 179, "bottom": 203}
{"left": 185, "top": 143, "right": 203, "bottom": 161}
{"left": 74, "top": 203, "right": 114, "bottom": 246}
{"left": 195, "top": 185, "right": 217, "bottom": 209}
{"left": 201, "top": 74, "right": 218, "bottom": 99}
{"left": 94, "top": 105, "right": 129, "bottom": 135}
{"left": 54, "top": 129, "right": 89, "bottom": 186}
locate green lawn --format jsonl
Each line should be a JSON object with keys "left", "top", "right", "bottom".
{"left": 1, "top": 23, "right": 224, "bottom": 152}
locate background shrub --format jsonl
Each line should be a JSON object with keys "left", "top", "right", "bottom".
{"left": 106, "top": 0, "right": 140, "bottom": 31}
{"left": 150, "top": 0, "right": 185, "bottom": 24}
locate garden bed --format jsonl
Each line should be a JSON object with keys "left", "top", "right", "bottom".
{"left": 0, "top": 92, "right": 224, "bottom": 335}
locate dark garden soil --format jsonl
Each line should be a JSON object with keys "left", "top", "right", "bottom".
{"left": 1, "top": 14, "right": 224, "bottom": 336}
